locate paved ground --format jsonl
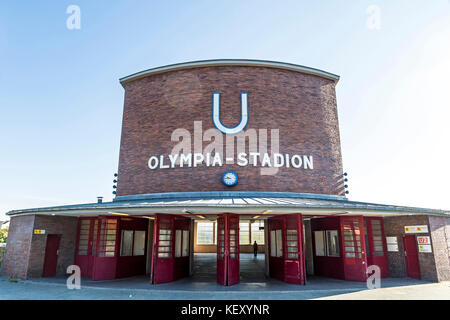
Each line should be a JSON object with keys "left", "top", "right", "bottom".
{"left": 1, "top": 253, "right": 449, "bottom": 300}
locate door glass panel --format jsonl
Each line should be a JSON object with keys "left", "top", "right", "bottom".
{"left": 158, "top": 227, "right": 172, "bottom": 258}
{"left": 270, "top": 230, "right": 276, "bottom": 257}
{"left": 217, "top": 221, "right": 225, "bottom": 259}
{"left": 229, "top": 217, "right": 239, "bottom": 260}
{"left": 98, "top": 218, "right": 117, "bottom": 257}
{"left": 91, "top": 219, "right": 98, "bottom": 256}
{"left": 175, "top": 230, "right": 182, "bottom": 257}
{"left": 342, "top": 219, "right": 361, "bottom": 258}
{"left": 78, "top": 219, "right": 91, "bottom": 256}
{"left": 239, "top": 221, "right": 250, "bottom": 245}
{"left": 326, "top": 230, "right": 340, "bottom": 257}
{"left": 182, "top": 230, "right": 189, "bottom": 257}
{"left": 275, "top": 229, "right": 283, "bottom": 257}
{"left": 251, "top": 221, "right": 265, "bottom": 244}
{"left": 197, "top": 222, "right": 214, "bottom": 245}
{"left": 133, "top": 230, "right": 146, "bottom": 256}
{"left": 286, "top": 230, "right": 298, "bottom": 259}
{"left": 314, "top": 231, "right": 326, "bottom": 256}
{"left": 120, "top": 230, "right": 133, "bottom": 256}
{"left": 371, "top": 219, "right": 385, "bottom": 256}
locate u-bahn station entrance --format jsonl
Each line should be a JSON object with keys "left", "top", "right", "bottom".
{"left": 2, "top": 60, "right": 450, "bottom": 287}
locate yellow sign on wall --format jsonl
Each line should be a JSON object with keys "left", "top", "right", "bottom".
{"left": 33, "top": 229, "right": 46, "bottom": 234}
{"left": 404, "top": 225, "right": 428, "bottom": 234}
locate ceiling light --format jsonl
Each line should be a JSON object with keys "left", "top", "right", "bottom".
{"left": 108, "top": 212, "right": 129, "bottom": 216}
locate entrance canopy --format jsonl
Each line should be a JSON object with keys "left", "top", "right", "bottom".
{"left": 6, "top": 192, "right": 450, "bottom": 218}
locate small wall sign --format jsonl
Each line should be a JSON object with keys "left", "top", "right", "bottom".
{"left": 33, "top": 229, "right": 46, "bottom": 234}
{"left": 404, "top": 225, "right": 428, "bottom": 233}
{"left": 418, "top": 244, "right": 432, "bottom": 253}
{"left": 386, "top": 236, "right": 399, "bottom": 252}
{"left": 417, "top": 236, "right": 431, "bottom": 245}
{"left": 386, "top": 236, "right": 397, "bottom": 244}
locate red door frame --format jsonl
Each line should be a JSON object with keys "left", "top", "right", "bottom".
{"left": 151, "top": 214, "right": 174, "bottom": 284}
{"left": 91, "top": 216, "right": 120, "bottom": 280}
{"left": 173, "top": 216, "right": 191, "bottom": 280}
{"left": 364, "top": 217, "right": 389, "bottom": 277}
{"left": 151, "top": 214, "right": 191, "bottom": 284}
{"left": 42, "top": 234, "right": 61, "bottom": 277}
{"left": 227, "top": 214, "right": 240, "bottom": 286}
{"left": 217, "top": 215, "right": 226, "bottom": 285}
{"left": 268, "top": 216, "right": 284, "bottom": 281}
{"left": 340, "top": 216, "right": 368, "bottom": 282}
{"left": 74, "top": 217, "right": 98, "bottom": 277}
{"left": 268, "top": 214, "right": 306, "bottom": 285}
{"left": 283, "top": 214, "right": 306, "bottom": 284}
{"left": 216, "top": 213, "right": 240, "bottom": 286}
{"left": 403, "top": 235, "right": 421, "bottom": 279}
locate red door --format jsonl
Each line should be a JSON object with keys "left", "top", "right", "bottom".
{"left": 227, "top": 214, "right": 240, "bottom": 285}
{"left": 341, "top": 217, "right": 368, "bottom": 281}
{"left": 151, "top": 214, "right": 191, "bottom": 284}
{"left": 75, "top": 218, "right": 98, "bottom": 277}
{"left": 42, "top": 234, "right": 61, "bottom": 277}
{"left": 364, "top": 217, "right": 389, "bottom": 277}
{"left": 268, "top": 216, "right": 284, "bottom": 281}
{"left": 284, "top": 214, "right": 306, "bottom": 284}
{"left": 216, "top": 213, "right": 240, "bottom": 286}
{"left": 151, "top": 215, "right": 174, "bottom": 284}
{"left": 217, "top": 215, "right": 226, "bottom": 285}
{"left": 92, "top": 217, "right": 119, "bottom": 280}
{"left": 403, "top": 235, "right": 421, "bottom": 279}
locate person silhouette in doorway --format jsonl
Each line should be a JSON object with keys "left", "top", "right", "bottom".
{"left": 253, "top": 241, "right": 258, "bottom": 258}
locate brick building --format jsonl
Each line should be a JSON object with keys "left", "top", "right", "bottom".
{"left": 2, "top": 60, "right": 449, "bottom": 285}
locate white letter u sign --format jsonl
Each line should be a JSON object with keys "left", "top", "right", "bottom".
{"left": 212, "top": 92, "right": 248, "bottom": 134}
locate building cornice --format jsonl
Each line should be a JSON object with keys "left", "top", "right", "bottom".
{"left": 119, "top": 59, "right": 340, "bottom": 87}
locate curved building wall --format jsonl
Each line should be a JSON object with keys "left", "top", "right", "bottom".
{"left": 116, "top": 64, "right": 344, "bottom": 196}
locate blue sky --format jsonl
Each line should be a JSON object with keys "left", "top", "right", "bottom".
{"left": 1, "top": 1, "right": 449, "bottom": 219}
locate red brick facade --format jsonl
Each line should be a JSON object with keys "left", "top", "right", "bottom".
{"left": 2, "top": 215, "right": 78, "bottom": 279}
{"left": 116, "top": 65, "right": 344, "bottom": 196}
{"left": 383, "top": 215, "right": 450, "bottom": 282}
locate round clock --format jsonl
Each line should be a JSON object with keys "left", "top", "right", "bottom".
{"left": 222, "top": 170, "right": 238, "bottom": 187}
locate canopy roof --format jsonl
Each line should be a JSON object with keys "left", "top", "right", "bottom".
{"left": 6, "top": 192, "right": 449, "bottom": 219}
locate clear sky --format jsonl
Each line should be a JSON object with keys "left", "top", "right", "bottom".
{"left": 1, "top": 1, "right": 449, "bottom": 220}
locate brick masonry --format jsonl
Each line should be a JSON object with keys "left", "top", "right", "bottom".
{"left": 116, "top": 66, "right": 344, "bottom": 196}
{"left": 383, "top": 215, "right": 450, "bottom": 282}
{"left": 1, "top": 215, "right": 34, "bottom": 279}
{"left": 428, "top": 216, "right": 450, "bottom": 281}
{"left": 1, "top": 215, "right": 78, "bottom": 279}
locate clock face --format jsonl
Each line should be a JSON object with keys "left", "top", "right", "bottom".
{"left": 222, "top": 171, "right": 238, "bottom": 186}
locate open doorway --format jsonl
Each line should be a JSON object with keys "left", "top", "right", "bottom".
{"left": 192, "top": 216, "right": 268, "bottom": 285}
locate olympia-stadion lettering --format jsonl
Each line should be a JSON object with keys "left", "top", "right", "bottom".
{"left": 147, "top": 93, "right": 314, "bottom": 171}
{"left": 2, "top": 60, "right": 449, "bottom": 288}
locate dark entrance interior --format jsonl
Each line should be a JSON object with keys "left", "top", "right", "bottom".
{"left": 192, "top": 214, "right": 267, "bottom": 285}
